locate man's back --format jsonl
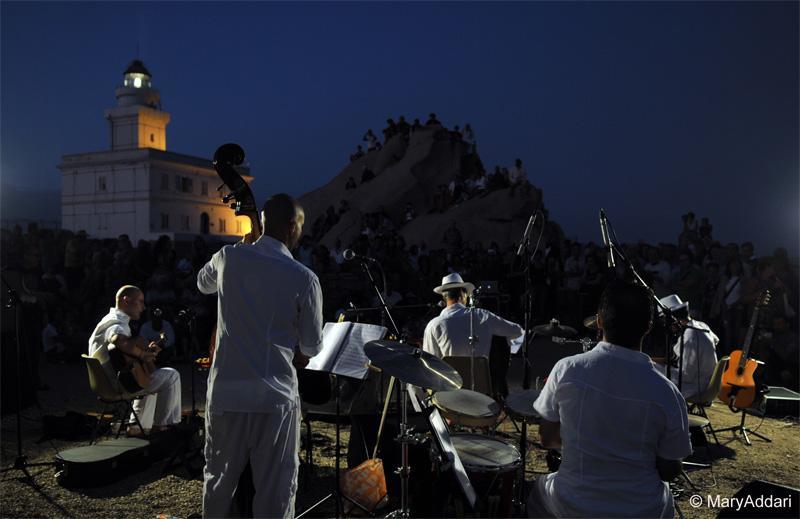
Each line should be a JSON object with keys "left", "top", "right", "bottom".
{"left": 198, "top": 235, "right": 323, "bottom": 414}
{"left": 423, "top": 303, "right": 522, "bottom": 358}
{"left": 534, "top": 342, "right": 690, "bottom": 518}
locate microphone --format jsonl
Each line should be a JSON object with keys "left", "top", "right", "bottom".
{"left": 599, "top": 209, "right": 615, "bottom": 269}
{"left": 516, "top": 213, "right": 538, "bottom": 256}
{"left": 342, "top": 249, "right": 378, "bottom": 262}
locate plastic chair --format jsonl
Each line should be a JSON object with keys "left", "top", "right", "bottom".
{"left": 82, "top": 354, "right": 150, "bottom": 443}
{"left": 686, "top": 355, "right": 730, "bottom": 445}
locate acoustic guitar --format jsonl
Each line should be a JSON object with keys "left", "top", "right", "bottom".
{"left": 111, "top": 331, "right": 167, "bottom": 393}
{"left": 718, "top": 290, "right": 770, "bottom": 410}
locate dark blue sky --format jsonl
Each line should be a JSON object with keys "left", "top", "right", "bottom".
{"left": 2, "top": 1, "right": 798, "bottom": 255}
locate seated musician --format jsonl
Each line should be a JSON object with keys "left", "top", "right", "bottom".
{"left": 422, "top": 273, "right": 523, "bottom": 359}
{"left": 88, "top": 285, "right": 182, "bottom": 436}
{"left": 654, "top": 294, "right": 719, "bottom": 401}
{"left": 528, "top": 280, "right": 691, "bottom": 518}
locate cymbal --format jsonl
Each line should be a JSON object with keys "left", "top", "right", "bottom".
{"left": 583, "top": 314, "right": 599, "bottom": 330}
{"left": 364, "top": 340, "right": 462, "bottom": 392}
{"left": 532, "top": 319, "right": 577, "bottom": 338}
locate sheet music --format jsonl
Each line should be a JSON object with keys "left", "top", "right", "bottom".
{"left": 332, "top": 322, "right": 386, "bottom": 379}
{"left": 306, "top": 322, "right": 387, "bottom": 380}
{"left": 306, "top": 322, "right": 352, "bottom": 372}
{"left": 509, "top": 331, "right": 525, "bottom": 354}
{"left": 428, "top": 409, "right": 477, "bottom": 508}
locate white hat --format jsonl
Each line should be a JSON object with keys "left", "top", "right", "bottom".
{"left": 433, "top": 273, "right": 475, "bottom": 296}
{"left": 659, "top": 294, "right": 689, "bottom": 313}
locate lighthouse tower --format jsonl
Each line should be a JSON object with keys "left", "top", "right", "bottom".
{"left": 104, "top": 59, "right": 170, "bottom": 151}
{"left": 58, "top": 59, "right": 252, "bottom": 242}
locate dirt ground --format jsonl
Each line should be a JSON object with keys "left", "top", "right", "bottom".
{"left": 1, "top": 360, "right": 798, "bottom": 518}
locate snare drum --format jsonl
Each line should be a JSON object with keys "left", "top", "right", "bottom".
{"left": 504, "top": 389, "right": 542, "bottom": 424}
{"left": 431, "top": 389, "right": 501, "bottom": 428}
{"left": 452, "top": 433, "right": 521, "bottom": 517}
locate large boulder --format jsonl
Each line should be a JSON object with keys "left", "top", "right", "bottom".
{"left": 299, "top": 126, "right": 554, "bottom": 249}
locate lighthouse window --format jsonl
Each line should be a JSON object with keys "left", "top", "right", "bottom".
{"left": 133, "top": 77, "right": 142, "bottom": 88}
{"left": 98, "top": 176, "right": 107, "bottom": 192}
{"left": 150, "top": 133, "right": 154, "bottom": 143}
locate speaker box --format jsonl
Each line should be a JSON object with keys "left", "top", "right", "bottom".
{"left": 717, "top": 480, "right": 799, "bottom": 518}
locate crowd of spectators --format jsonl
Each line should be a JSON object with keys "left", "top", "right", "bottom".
{"left": 2, "top": 209, "right": 797, "bottom": 396}
{"left": 347, "top": 116, "right": 537, "bottom": 211}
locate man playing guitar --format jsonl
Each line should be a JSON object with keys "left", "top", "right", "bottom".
{"left": 88, "top": 285, "right": 182, "bottom": 436}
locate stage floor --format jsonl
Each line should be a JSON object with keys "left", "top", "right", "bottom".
{"left": 1, "top": 359, "right": 798, "bottom": 518}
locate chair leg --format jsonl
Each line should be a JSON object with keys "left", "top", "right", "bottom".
{"left": 698, "top": 406, "right": 721, "bottom": 446}
{"left": 125, "top": 399, "right": 149, "bottom": 439}
{"left": 89, "top": 403, "right": 109, "bottom": 445}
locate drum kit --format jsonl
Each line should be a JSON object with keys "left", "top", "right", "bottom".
{"left": 362, "top": 316, "right": 601, "bottom": 517}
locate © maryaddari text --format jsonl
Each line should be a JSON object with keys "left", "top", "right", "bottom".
{"left": 689, "top": 493, "right": 793, "bottom": 511}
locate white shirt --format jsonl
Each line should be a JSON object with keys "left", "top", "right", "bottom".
{"left": 422, "top": 303, "right": 523, "bottom": 359}
{"left": 197, "top": 235, "right": 324, "bottom": 413}
{"left": 533, "top": 342, "right": 691, "bottom": 518}
{"left": 139, "top": 319, "right": 176, "bottom": 349}
{"left": 670, "top": 320, "right": 719, "bottom": 400}
{"left": 88, "top": 307, "right": 132, "bottom": 385}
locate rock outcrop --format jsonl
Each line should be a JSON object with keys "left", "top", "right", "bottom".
{"left": 299, "top": 125, "right": 559, "bottom": 249}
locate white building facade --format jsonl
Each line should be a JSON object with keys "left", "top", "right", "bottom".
{"left": 59, "top": 60, "right": 253, "bottom": 242}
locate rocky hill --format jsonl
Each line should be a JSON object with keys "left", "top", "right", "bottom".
{"left": 299, "top": 125, "right": 560, "bottom": 249}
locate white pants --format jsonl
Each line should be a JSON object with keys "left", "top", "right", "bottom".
{"left": 130, "top": 367, "right": 182, "bottom": 430}
{"left": 202, "top": 407, "right": 300, "bottom": 519}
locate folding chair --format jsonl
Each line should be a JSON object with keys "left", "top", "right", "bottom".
{"left": 82, "top": 354, "right": 151, "bottom": 443}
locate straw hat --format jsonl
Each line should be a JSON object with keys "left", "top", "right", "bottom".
{"left": 433, "top": 273, "right": 475, "bottom": 296}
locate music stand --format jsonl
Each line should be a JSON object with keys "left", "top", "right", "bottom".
{"left": 297, "top": 321, "right": 386, "bottom": 518}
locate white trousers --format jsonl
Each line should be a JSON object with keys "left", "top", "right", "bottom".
{"left": 130, "top": 367, "right": 182, "bottom": 430}
{"left": 202, "top": 407, "right": 300, "bottom": 519}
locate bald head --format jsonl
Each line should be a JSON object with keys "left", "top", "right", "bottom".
{"left": 116, "top": 285, "right": 141, "bottom": 305}
{"left": 261, "top": 193, "right": 305, "bottom": 250}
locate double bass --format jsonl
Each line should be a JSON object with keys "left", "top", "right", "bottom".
{"left": 209, "top": 143, "right": 331, "bottom": 405}
{"left": 718, "top": 290, "right": 770, "bottom": 410}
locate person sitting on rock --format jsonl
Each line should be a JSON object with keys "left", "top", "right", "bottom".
{"left": 425, "top": 113, "right": 441, "bottom": 127}
{"left": 363, "top": 129, "right": 379, "bottom": 151}
{"left": 361, "top": 166, "right": 376, "bottom": 184}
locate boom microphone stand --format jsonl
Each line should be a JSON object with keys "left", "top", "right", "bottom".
{"left": 513, "top": 211, "right": 539, "bottom": 512}
{"left": 599, "top": 212, "right": 682, "bottom": 376}
{"left": 354, "top": 256, "right": 419, "bottom": 519}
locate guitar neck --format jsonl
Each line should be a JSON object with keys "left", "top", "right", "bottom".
{"left": 739, "top": 299, "right": 764, "bottom": 368}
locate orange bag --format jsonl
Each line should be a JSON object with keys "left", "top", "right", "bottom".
{"left": 339, "top": 457, "right": 388, "bottom": 512}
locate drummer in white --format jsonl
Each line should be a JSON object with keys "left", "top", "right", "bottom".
{"left": 528, "top": 281, "right": 691, "bottom": 518}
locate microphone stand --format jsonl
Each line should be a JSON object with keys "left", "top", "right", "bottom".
{"left": 354, "top": 258, "right": 420, "bottom": 519}
{"left": 467, "top": 294, "right": 478, "bottom": 391}
{"left": 0, "top": 273, "right": 55, "bottom": 478}
{"left": 600, "top": 215, "right": 682, "bottom": 381}
{"left": 512, "top": 216, "right": 536, "bottom": 513}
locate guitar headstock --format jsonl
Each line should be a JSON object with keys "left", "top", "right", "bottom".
{"left": 757, "top": 290, "right": 771, "bottom": 308}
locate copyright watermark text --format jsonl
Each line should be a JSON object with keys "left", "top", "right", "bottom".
{"left": 689, "top": 493, "right": 793, "bottom": 511}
